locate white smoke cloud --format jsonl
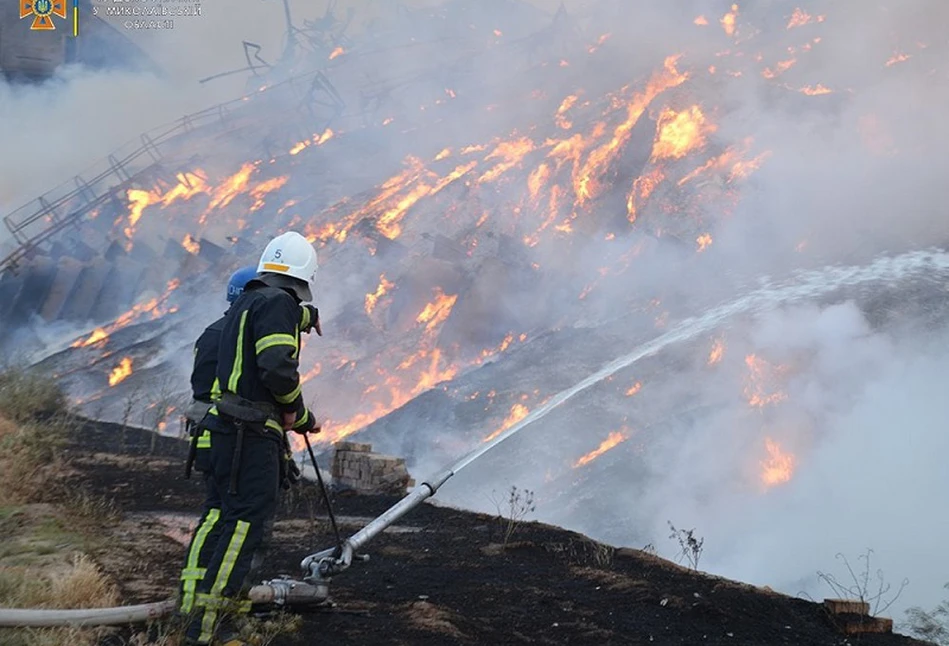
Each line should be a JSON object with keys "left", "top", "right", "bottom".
{"left": 694, "top": 304, "right": 949, "bottom": 617}
{"left": 422, "top": 1, "right": 949, "bottom": 621}
{"left": 0, "top": 0, "right": 327, "bottom": 243}
{"left": 7, "top": 0, "right": 949, "bottom": 627}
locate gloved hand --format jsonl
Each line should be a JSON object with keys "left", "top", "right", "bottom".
{"left": 301, "top": 304, "right": 322, "bottom": 336}
{"left": 285, "top": 459, "right": 302, "bottom": 487}
{"left": 290, "top": 408, "right": 321, "bottom": 435}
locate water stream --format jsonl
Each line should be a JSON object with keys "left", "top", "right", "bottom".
{"left": 448, "top": 248, "right": 949, "bottom": 475}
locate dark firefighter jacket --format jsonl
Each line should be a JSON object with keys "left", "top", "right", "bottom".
{"left": 191, "top": 315, "right": 227, "bottom": 404}
{"left": 192, "top": 306, "right": 316, "bottom": 406}
{"left": 209, "top": 284, "right": 314, "bottom": 436}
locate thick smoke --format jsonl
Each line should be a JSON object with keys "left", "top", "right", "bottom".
{"left": 9, "top": 0, "right": 949, "bottom": 624}
{"left": 710, "top": 308, "right": 949, "bottom": 615}
{"left": 0, "top": 0, "right": 317, "bottom": 242}
{"left": 414, "top": 0, "right": 949, "bottom": 620}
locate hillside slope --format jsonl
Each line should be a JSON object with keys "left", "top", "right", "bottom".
{"left": 46, "top": 420, "right": 925, "bottom": 646}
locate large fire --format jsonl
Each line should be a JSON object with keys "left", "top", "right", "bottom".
{"left": 54, "top": 0, "right": 891, "bottom": 483}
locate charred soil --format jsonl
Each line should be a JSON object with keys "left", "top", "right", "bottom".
{"left": 59, "top": 420, "right": 926, "bottom": 646}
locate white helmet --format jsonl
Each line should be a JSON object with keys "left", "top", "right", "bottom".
{"left": 257, "top": 231, "right": 318, "bottom": 302}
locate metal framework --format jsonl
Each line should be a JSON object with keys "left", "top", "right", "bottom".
{"left": 1, "top": 67, "right": 345, "bottom": 273}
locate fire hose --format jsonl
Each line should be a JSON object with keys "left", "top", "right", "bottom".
{"left": 0, "top": 442, "right": 461, "bottom": 628}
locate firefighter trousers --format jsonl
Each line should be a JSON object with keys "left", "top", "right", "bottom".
{"left": 179, "top": 464, "right": 223, "bottom": 615}
{"left": 184, "top": 427, "right": 280, "bottom": 644}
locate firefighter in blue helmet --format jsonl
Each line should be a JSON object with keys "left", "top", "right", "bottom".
{"left": 182, "top": 232, "right": 321, "bottom": 645}
{"left": 178, "top": 266, "right": 258, "bottom": 622}
{"left": 179, "top": 259, "right": 321, "bottom": 643}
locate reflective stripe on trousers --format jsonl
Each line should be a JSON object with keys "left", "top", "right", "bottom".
{"left": 179, "top": 507, "right": 220, "bottom": 614}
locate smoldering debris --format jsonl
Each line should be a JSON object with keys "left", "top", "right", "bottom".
{"left": 3, "top": 0, "right": 949, "bottom": 620}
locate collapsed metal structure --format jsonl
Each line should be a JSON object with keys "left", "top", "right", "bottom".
{"left": 0, "top": 0, "right": 556, "bottom": 329}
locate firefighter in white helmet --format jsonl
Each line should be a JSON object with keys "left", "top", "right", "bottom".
{"left": 182, "top": 231, "right": 321, "bottom": 646}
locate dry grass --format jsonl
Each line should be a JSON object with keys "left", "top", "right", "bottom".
{"left": 0, "top": 553, "right": 119, "bottom": 609}
{"left": 0, "top": 554, "right": 121, "bottom": 646}
{"left": 0, "top": 369, "right": 128, "bottom": 646}
{"left": 0, "top": 421, "right": 65, "bottom": 506}
{"left": 0, "top": 367, "right": 68, "bottom": 424}
{"left": 242, "top": 611, "right": 305, "bottom": 645}
{"left": 0, "top": 368, "right": 74, "bottom": 506}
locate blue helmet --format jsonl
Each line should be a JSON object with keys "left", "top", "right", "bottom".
{"left": 226, "top": 266, "right": 258, "bottom": 303}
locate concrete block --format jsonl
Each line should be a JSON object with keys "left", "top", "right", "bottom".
{"left": 836, "top": 616, "right": 893, "bottom": 635}
{"left": 39, "top": 257, "right": 84, "bottom": 321}
{"left": 59, "top": 258, "right": 111, "bottom": 321}
{"left": 824, "top": 600, "right": 870, "bottom": 616}
{"left": 335, "top": 441, "right": 372, "bottom": 452}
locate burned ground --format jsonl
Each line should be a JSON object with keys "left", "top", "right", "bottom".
{"left": 55, "top": 420, "right": 927, "bottom": 646}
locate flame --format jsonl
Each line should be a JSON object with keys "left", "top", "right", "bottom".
{"left": 434, "top": 148, "right": 452, "bottom": 161}
{"left": 574, "top": 430, "right": 628, "bottom": 468}
{"left": 786, "top": 8, "right": 825, "bottom": 29}
{"left": 477, "top": 332, "right": 526, "bottom": 362}
{"left": 527, "top": 163, "right": 550, "bottom": 204}
{"left": 379, "top": 161, "right": 476, "bottom": 239}
{"left": 762, "top": 58, "right": 797, "bottom": 79}
{"left": 885, "top": 52, "right": 910, "bottom": 67}
{"left": 696, "top": 233, "right": 712, "bottom": 251}
{"left": 651, "top": 105, "right": 716, "bottom": 161}
{"left": 300, "top": 362, "right": 322, "bottom": 384}
{"left": 576, "top": 55, "right": 688, "bottom": 203}
{"left": 555, "top": 94, "right": 579, "bottom": 129}
{"left": 587, "top": 32, "right": 611, "bottom": 54}
{"left": 182, "top": 234, "right": 200, "bottom": 255}
{"left": 483, "top": 403, "right": 529, "bottom": 443}
{"left": 707, "top": 338, "right": 725, "bottom": 365}
{"left": 124, "top": 189, "right": 158, "bottom": 241}
{"left": 493, "top": 28, "right": 502, "bottom": 37}
{"left": 744, "top": 354, "right": 788, "bottom": 408}
{"left": 321, "top": 348, "right": 460, "bottom": 445}
{"left": 365, "top": 273, "right": 394, "bottom": 315}
{"left": 310, "top": 155, "right": 475, "bottom": 244}
{"left": 625, "top": 382, "right": 642, "bottom": 397}
{"left": 72, "top": 327, "right": 108, "bottom": 348}
{"left": 108, "top": 357, "right": 133, "bottom": 387}
{"left": 72, "top": 279, "right": 180, "bottom": 348}
{"left": 694, "top": 15, "right": 708, "bottom": 26}
{"left": 626, "top": 167, "right": 665, "bottom": 224}
{"left": 329, "top": 46, "right": 345, "bottom": 60}
{"left": 720, "top": 3, "right": 738, "bottom": 37}
{"left": 290, "top": 128, "right": 334, "bottom": 155}
{"left": 477, "top": 137, "right": 536, "bottom": 184}
{"left": 415, "top": 288, "right": 458, "bottom": 332}
{"left": 760, "top": 438, "right": 795, "bottom": 487}
{"left": 798, "top": 84, "right": 832, "bottom": 95}
{"left": 197, "top": 163, "right": 257, "bottom": 225}
{"left": 249, "top": 176, "right": 289, "bottom": 211}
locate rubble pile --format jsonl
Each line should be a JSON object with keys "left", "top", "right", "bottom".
{"left": 1, "top": 0, "right": 944, "bottom": 544}
{"left": 331, "top": 441, "right": 414, "bottom": 495}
